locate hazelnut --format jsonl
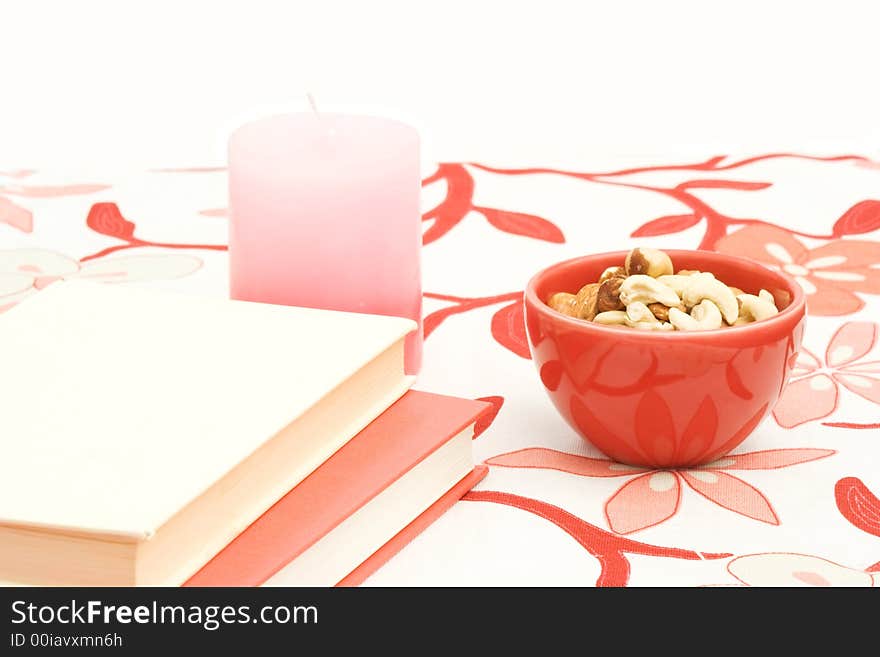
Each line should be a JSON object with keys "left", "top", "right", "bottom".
{"left": 596, "top": 278, "right": 625, "bottom": 313}
{"left": 625, "top": 248, "right": 674, "bottom": 278}
{"left": 599, "top": 266, "right": 626, "bottom": 283}
{"left": 547, "top": 292, "right": 578, "bottom": 317}
{"left": 574, "top": 283, "right": 600, "bottom": 320}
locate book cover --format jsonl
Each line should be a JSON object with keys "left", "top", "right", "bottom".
{"left": 0, "top": 280, "right": 415, "bottom": 585}
{"left": 185, "top": 391, "right": 490, "bottom": 586}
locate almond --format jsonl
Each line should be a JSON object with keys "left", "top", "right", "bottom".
{"left": 574, "top": 283, "right": 601, "bottom": 320}
{"left": 547, "top": 292, "right": 578, "bottom": 317}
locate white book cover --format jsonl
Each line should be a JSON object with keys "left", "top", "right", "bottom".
{"left": 0, "top": 280, "right": 415, "bottom": 541}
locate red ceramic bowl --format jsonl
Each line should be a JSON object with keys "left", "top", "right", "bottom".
{"left": 524, "top": 250, "right": 806, "bottom": 468}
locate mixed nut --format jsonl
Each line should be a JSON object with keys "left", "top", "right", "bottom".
{"left": 546, "top": 247, "right": 780, "bottom": 331}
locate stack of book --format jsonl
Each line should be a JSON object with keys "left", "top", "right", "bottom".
{"left": 0, "top": 281, "right": 488, "bottom": 586}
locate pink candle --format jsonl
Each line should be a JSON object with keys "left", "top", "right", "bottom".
{"left": 228, "top": 113, "right": 422, "bottom": 373}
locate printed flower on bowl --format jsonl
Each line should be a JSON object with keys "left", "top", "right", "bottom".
{"left": 485, "top": 447, "right": 834, "bottom": 534}
{"left": 773, "top": 322, "right": 879, "bottom": 428}
{"left": 0, "top": 249, "right": 202, "bottom": 312}
{"left": 714, "top": 225, "right": 880, "bottom": 315}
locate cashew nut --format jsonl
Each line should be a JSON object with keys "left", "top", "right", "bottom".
{"left": 545, "top": 247, "right": 780, "bottom": 332}
{"left": 619, "top": 275, "right": 681, "bottom": 307}
{"left": 625, "top": 248, "right": 674, "bottom": 277}
{"left": 624, "top": 302, "right": 674, "bottom": 330}
{"left": 737, "top": 292, "right": 779, "bottom": 322}
{"left": 668, "top": 299, "right": 724, "bottom": 331}
{"left": 657, "top": 274, "right": 693, "bottom": 296}
{"left": 625, "top": 301, "right": 655, "bottom": 324}
{"left": 640, "top": 321, "right": 675, "bottom": 331}
{"left": 681, "top": 276, "right": 738, "bottom": 324}
{"left": 593, "top": 310, "right": 629, "bottom": 325}
{"left": 758, "top": 289, "right": 775, "bottom": 305}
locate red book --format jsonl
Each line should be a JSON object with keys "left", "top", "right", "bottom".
{"left": 185, "top": 391, "right": 489, "bottom": 587}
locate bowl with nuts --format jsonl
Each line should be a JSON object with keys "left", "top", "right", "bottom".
{"left": 524, "top": 247, "right": 806, "bottom": 468}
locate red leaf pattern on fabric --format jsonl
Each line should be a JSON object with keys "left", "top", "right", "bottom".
{"left": 708, "top": 448, "right": 835, "bottom": 470}
{"left": 680, "top": 471, "right": 779, "bottom": 525}
{"left": 835, "top": 477, "right": 880, "bottom": 539}
{"left": 676, "top": 179, "right": 772, "bottom": 191}
{"left": 477, "top": 207, "right": 565, "bottom": 243}
{"left": 421, "top": 164, "right": 475, "bottom": 245}
{"left": 631, "top": 213, "right": 700, "bottom": 237}
{"left": 490, "top": 299, "right": 530, "bottom": 359}
{"left": 472, "top": 396, "right": 504, "bottom": 440}
{"left": 831, "top": 200, "right": 880, "bottom": 237}
{"left": 485, "top": 447, "right": 647, "bottom": 477}
{"left": 86, "top": 203, "right": 137, "bottom": 240}
{"left": 605, "top": 472, "right": 681, "bottom": 534}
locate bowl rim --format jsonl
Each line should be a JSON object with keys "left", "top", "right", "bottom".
{"left": 525, "top": 249, "right": 806, "bottom": 341}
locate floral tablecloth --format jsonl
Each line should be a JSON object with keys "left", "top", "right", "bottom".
{"left": 2, "top": 152, "right": 878, "bottom": 586}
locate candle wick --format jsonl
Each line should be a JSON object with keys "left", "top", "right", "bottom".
{"left": 306, "top": 93, "right": 320, "bottom": 116}
{"left": 307, "top": 92, "right": 335, "bottom": 139}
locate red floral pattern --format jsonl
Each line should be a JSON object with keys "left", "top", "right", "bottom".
{"left": 82, "top": 203, "right": 227, "bottom": 261}
{"left": 485, "top": 447, "right": 834, "bottom": 534}
{"left": 472, "top": 396, "right": 504, "bottom": 440}
{"left": 715, "top": 225, "right": 880, "bottom": 315}
{"left": 423, "top": 290, "right": 525, "bottom": 358}
{"left": 463, "top": 490, "right": 730, "bottom": 586}
{"left": 772, "top": 322, "right": 879, "bottom": 427}
{"left": 469, "top": 153, "right": 871, "bottom": 249}
{"left": 417, "top": 153, "right": 877, "bottom": 584}
{"left": 5, "top": 152, "right": 877, "bottom": 586}
{"left": 835, "top": 477, "right": 880, "bottom": 541}
{"left": 422, "top": 164, "right": 565, "bottom": 245}
{"left": 0, "top": 170, "right": 111, "bottom": 233}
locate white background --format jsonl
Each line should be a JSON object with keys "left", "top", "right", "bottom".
{"left": 2, "top": 0, "right": 879, "bottom": 168}
{"left": 2, "top": 0, "right": 880, "bottom": 587}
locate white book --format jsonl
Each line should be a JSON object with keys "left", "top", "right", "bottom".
{"left": 0, "top": 281, "right": 415, "bottom": 585}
